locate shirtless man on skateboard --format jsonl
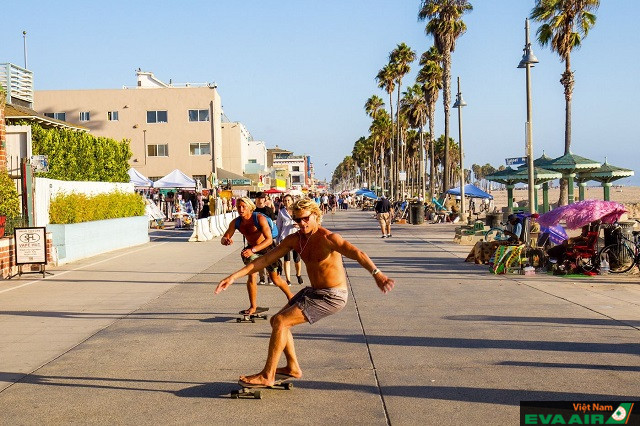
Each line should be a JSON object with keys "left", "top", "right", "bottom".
{"left": 215, "top": 198, "right": 394, "bottom": 387}
{"left": 220, "top": 197, "right": 293, "bottom": 315}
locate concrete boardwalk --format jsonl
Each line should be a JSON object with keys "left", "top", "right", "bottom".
{"left": 0, "top": 210, "right": 638, "bottom": 425}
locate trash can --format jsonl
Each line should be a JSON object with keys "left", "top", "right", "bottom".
{"left": 486, "top": 213, "right": 500, "bottom": 228}
{"left": 618, "top": 221, "right": 635, "bottom": 241}
{"left": 410, "top": 203, "right": 424, "bottom": 225}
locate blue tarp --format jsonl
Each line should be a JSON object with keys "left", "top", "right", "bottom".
{"left": 446, "top": 184, "right": 493, "bottom": 199}
{"left": 361, "top": 191, "right": 378, "bottom": 200}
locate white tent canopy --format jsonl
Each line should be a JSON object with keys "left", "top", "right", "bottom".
{"left": 128, "top": 168, "right": 153, "bottom": 187}
{"left": 153, "top": 169, "right": 196, "bottom": 189}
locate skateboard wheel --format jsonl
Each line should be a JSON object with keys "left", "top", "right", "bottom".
{"left": 236, "top": 318, "right": 241, "bottom": 323}
{"left": 230, "top": 391, "right": 239, "bottom": 398}
{"left": 284, "top": 383, "right": 293, "bottom": 390}
{"left": 253, "top": 391, "right": 262, "bottom": 399}
{"left": 251, "top": 318, "right": 256, "bottom": 323}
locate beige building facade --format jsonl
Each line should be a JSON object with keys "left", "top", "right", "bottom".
{"left": 34, "top": 72, "right": 223, "bottom": 187}
{"left": 221, "top": 122, "right": 251, "bottom": 174}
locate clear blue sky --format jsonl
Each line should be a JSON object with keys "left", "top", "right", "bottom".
{"left": 3, "top": 1, "right": 639, "bottom": 185}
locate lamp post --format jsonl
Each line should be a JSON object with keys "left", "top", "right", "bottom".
{"left": 518, "top": 18, "right": 539, "bottom": 214}
{"left": 452, "top": 76, "right": 467, "bottom": 223}
{"left": 142, "top": 129, "right": 147, "bottom": 165}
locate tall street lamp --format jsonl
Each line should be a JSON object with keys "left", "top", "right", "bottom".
{"left": 518, "top": 18, "right": 539, "bottom": 214}
{"left": 453, "top": 76, "right": 467, "bottom": 223}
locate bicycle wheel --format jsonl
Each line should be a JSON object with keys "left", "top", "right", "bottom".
{"left": 485, "top": 227, "right": 506, "bottom": 242}
{"left": 599, "top": 244, "right": 636, "bottom": 273}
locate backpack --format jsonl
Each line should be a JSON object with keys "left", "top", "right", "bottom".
{"left": 235, "top": 212, "right": 278, "bottom": 239}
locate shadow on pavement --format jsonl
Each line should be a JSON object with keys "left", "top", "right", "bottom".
{"left": 2, "top": 372, "right": 635, "bottom": 404}
{"left": 497, "top": 361, "right": 640, "bottom": 372}
{"left": 264, "top": 333, "right": 640, "bottom": 355}
{"left": 443, "top": 314, "right": 640, "bottom": 328}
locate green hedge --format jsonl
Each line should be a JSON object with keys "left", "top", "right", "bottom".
{"left": 25, "top": 122, "right": 132, "bottom": 182}
{"left": 49, "top": 191, "right": 145, "bottom": 224}
{"left": 0, "top": 170, "right": 20, "bottom": 218}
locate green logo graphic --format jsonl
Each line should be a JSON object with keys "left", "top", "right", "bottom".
{"left": 606, "top": 403, "right": 634, "bottom": 424}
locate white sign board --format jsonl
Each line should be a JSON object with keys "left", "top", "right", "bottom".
{"left": 398, "top": 171, "right": 407, "bottom": 182}
{"left": 14, "top": 227, "right": 47, "bottom": 265}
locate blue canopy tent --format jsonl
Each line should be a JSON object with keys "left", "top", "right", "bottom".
{"left": 361, "top": 191, "right": 378, "bottom": 200}
{"left": 446, "top": 184, "right": 493, "bottom": 199}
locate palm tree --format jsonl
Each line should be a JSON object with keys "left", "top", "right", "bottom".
{"left": 531, "top": 0, "right": 599, "bottom": 205}
{"left": 369, "top": 111, "right": 393, "bottom": 196}
{"left": 418, "top": 0, "right": 472, "bottom": 193}
{"left": 400, "top": 84, "right": 428, "bottom": 200}
{"left": 417, "top": 46, "right": 443, "bottom": 198}
{"left": 390, "top": 43, "right": 417, "bottom": 198}
{"left": 364, "top": 95, "right": 385, "bottom": 119}
{"left": 364, "top": 95, "right": 386, "bottom": 193}
{"left": 376, "top": 64, "right": 396, "bottom": 198}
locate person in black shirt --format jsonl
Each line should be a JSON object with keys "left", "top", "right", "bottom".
{"left": 255, "top": 192, "right": 276, "bottom": 220}
{"left": 254, "top": 192, "right": 279, "bottom": 284}
{"left": 374, "top": 195, "right": 393, "bottom": 238}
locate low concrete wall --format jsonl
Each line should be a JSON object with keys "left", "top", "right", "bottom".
{"left": 48, "top": 216, "right": 149, "bottom": 265}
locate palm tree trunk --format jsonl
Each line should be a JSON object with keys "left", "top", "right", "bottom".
{"left": 420, "top": 119, "right": 426, "bottom": 202}
{"left": 442, "top": 52, "right": 452, "bottom": 193}
{"left": 389, "top": 93, "right": 394, "bottom": 199}
{"left": 428, "top": 106, "right": 436, "bottom": 199}
{"left": 557, "top": 55, "right": 574, "bottom": 206}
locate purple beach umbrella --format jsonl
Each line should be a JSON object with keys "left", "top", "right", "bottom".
{"left": 537, "top": 200, "right": 627, "bottom": 230}
{"left": 540, "top": 225, "right": 568, "bottom": 245}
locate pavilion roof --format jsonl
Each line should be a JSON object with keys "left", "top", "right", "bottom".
{"left": 543, "top": 152, "right": 600, "bottom": 172}
{"left": 578, "top": 159, "right": 634, "bottom": 183}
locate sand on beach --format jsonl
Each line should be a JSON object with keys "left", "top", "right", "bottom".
{"left": 486, "top": 185, "right": 640, "bottom": 219}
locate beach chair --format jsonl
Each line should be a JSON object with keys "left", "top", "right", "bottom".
{"left": 431, "top": 197, "right": 451, "bottom": 223}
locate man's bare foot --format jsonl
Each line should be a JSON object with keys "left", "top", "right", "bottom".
{"left": 241, "top": 307, "right": 257, "bottom": 315}
{"left": 239, "top": 373, "right": 272, "bottom": 386}
{"left": 276, "top": 366, "right": 302, "bottom": 378}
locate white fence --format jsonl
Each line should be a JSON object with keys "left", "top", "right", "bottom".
{"left": 35, "top": 178, "right": 134, "bottom": 227}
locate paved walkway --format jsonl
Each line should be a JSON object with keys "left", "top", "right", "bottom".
{"left": 0, "top": 210, "right": 638, "bottom": 425}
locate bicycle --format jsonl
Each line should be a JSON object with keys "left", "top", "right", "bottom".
{"left": 484, "top": 221, "right": 511, "bottom": 242}
{"left": 597, "top": 220, "right": 640, "bottom": 273}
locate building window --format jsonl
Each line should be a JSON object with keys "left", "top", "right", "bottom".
{"left": 189, "top": 142, "right": 210, "bottom": 156}
{"left": 292, "top": 176, "right": 301, "bottom": 183}
{"left": 44, "top": 112, "right": 66, "bottom": 121}
{"left": 188, "top": 109, "right": 209, "bottom": 122}
{"left": 148, "top": 144, "right": 169, "bottom": 157}
{"left": 79, "top": 111, "right": 90, "bottom": 122}
{"left": 147, "top": 110, "right": 168, "bottom": 123}
{"left": 108, "top": 111, "right": 119, "bottom": 121}
{"left": 292, "top": 166, "right": 300, "bottom": 172}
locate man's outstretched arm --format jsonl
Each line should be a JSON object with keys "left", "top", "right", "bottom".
{"left": 326, "top": 233, "right": 394, "bottom": 293}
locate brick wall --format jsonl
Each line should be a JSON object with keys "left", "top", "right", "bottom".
{"left": 0, "top": 233, "right": 55, "bottom": 279}
{"left": 0, "top": 95, "right": 6, "bottom": 171}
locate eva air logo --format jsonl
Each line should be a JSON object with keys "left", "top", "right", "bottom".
{"left": 607, "top": 403, "right": 633, "bottom": 424}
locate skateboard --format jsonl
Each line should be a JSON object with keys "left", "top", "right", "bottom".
{"left": 236, "top": 307, "right": 269, "bottom": 323}
{"left": 230, "top": 374, "right": 294, "bottom": 399}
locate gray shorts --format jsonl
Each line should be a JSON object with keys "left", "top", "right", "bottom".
{"left": 288, "top": 287, "right": 348, "bottom": 324}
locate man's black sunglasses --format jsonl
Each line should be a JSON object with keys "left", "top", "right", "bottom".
{"left": 293, "top": 215, "right": 312, "bottom": 224}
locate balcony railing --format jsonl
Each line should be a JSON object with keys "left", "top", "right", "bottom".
{"left": 0, "top": 63, "right": 34, "bottom": 107}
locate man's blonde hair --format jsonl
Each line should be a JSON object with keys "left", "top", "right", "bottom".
{"left": 237, "top": 197, "right": 256, "bottom": 211}
{"left": 293, "top": 198, "right": 322, "bottom": 223}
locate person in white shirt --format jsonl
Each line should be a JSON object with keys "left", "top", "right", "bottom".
{"left": 276, "top": 195, "right": 304, "bottom": 285}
